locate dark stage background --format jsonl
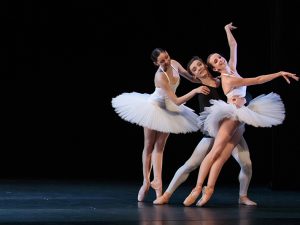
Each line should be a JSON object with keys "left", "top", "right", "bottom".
{"left": 2, "top": 1, "right": 300, "bottom": 189}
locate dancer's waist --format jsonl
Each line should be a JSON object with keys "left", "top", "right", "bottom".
{"left": 227, "top": 96, "right": 246, "bottom": 108}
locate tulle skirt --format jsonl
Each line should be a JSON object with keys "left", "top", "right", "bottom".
{"left": 112, "top": 92, "right": 200, "bottom": 134}
{"left": 198, "top": 92, "right": 285, "bottom": 137}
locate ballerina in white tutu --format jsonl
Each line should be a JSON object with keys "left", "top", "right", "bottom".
{"left": 112, "top": 48, "right": 210, "bottom": 201}
{"left": 184, "top": 22, "right": 298, "bottom": 207}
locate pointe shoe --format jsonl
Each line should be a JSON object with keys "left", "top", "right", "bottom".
{"left": 151, "top": 181, "right": 163, "bottom": 198}
{"left": 239, "top": 196, "right": 257, "bottom": 206}
{"left": 137, "top": 182, "right": 150, "bottom": 202}
{"left": 153, "top": 192, "right": 171, "bottom": 205}
{"left": 183, "top": 186, "right": 202, "bottom": 206}
{"left": 196, "top": 186, "right": 214, "bottom": 207}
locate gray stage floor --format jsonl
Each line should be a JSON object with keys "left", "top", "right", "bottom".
{"left": 0, "top": 180, "right": 299, "bottom": 225}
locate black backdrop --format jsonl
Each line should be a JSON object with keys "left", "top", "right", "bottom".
{"left": 2, "top": 0, "right": 300, "bottom": 189}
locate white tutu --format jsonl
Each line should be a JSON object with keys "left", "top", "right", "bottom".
{"left": 112, "top": 92, "right": 200, "bottom": 134}
{"left": 198, "top": 92, "right": 285, "bottom": 137}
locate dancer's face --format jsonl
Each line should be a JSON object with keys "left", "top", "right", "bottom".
{"left": 156, "top": 51, "right": 171, "bottom": 71}
{"left": 189, "top": 59, "right": 208, "bottom": 79}
{"left": 208, "top": 53, "right": 227, "bottom": 71}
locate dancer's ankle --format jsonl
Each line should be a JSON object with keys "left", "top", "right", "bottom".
{"left": 151, "top": 180, "right": 163, "bottom": 198}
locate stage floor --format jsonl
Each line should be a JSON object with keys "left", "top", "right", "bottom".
{"left": 0, "top": 180, "right": 299, "bottom": 225}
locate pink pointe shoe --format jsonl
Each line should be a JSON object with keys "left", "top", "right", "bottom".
{"left": 153, "top": 192, "right": 171, "bottom": 205}
{"left": 137, "top": 182, "right": 150, "bottom": 202}
{"left": 239, "top": 196, "right": 257, "bottom": 206}
{"left": 196, "top": 186, "right": 214, "bottom": 207}
{"left": 150, "top": 181, "right": 163, "bottom": 198}
{"left": 183, "top": 185, "right": 202, "bottom": 206}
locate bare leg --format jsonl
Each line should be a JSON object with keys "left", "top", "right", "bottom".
{"left": 195, "top": 124, "right": 244, "bottom": 207}
{"left": 151, "top": 131, "right": 169, "bottom": 198}
{"left": 137, "top": 127, "right": 156, "bottom": 202}
{"left": 197, "top": 119, "right": 240, "bottom": 187}
{"left": 183, "top": 119, "right": 240, "bottom": 206}
{"left": 232, "top": 136, "right": 257, "bottom": 205}
{"left": 206, "top": 125, "right": 244, "bottom": 188}
{"left": 154, "top": 138, "right": 214, "bottom": 204}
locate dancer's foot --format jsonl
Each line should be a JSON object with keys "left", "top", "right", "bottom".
{"left": 137, "top": 181, "right": 150, "bottom": 202}
{"left": 239, "top": 195, "right": 257, "bottom": 206}
{"left": 196, "top": 186, "right": 214, "bottom": 207}
{"left": 183, "top": 185, "right": 202, "bottom": 206}
{"left": 153, "top": 192, "right": 171, "bottom": 205}
{"left": 151, "top": 181, "right": 162, "bottom": 198}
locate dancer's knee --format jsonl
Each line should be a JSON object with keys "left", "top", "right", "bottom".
{"left": 241, "top": 161, "right": 252, "bottom": 176}
{"left": 184, "top": 162, "right": 198, "bottom": 173}
{"left": 210, "top": 149, "right": 222, "bottom": 162}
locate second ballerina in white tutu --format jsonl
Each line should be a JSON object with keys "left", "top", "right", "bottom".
{"left": 112, "top": 48, "right": 210, "bottom": 202}
{"left": 184, "top": 22, "right": 299, "bottom": 207}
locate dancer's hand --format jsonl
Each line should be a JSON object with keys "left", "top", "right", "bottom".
{"left": 195, "top": 86, "right": 211, "bottom": 95}
{"left": 279, "top": 71, "right": 299, "bottom": 84}
{"left": 225, "top": 22, "right": 237, "bottom": 31}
